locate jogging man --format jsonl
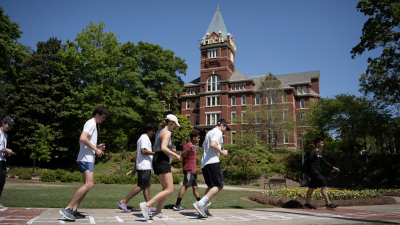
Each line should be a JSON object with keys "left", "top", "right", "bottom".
{"left": 303, "top": 137, "right": 340, "bottom": 210}
{"left": 59, "top": 106, "right": 109, "bottom": 221}
{"left": 193, "top": 119, "right": 230, "bottom": 218}
{"left": 173, "top": 131, "right": 201, "bottom": 211}
{"left": 0, "top": 117, "right": 16, "bottom": 211}
{"left": 117, "top": 123, "right": 157, "bottom": 212}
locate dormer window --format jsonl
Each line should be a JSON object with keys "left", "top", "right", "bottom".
{"left": 302, "top": 86, "right": 307, "bottom": 94}
{"left": 297, "top": 87, "right": 301, "bottom": 94}
{"left": 208, "top": 48, "right": 218, "bottom": 58}
{"left": 207, "top": 75, "right": 220, "bottom": 91}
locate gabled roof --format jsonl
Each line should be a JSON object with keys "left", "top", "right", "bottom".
{"left": 251, "top": 70, "right": 320, "bottom": 90}
{"left": 185, "top": 77, "right": 200, "bottom": 86}
{"left": 203, "top": 6, "right": 229, "bottom": 40}
{"left": 229, "top": 69, "right": 249, "bottom": 81}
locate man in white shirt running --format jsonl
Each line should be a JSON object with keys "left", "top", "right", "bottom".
{"left": 0, "top": 117, "right": 16, "bottom": 211}
{"left": 193, "top": 119, "right": 230, "bottom": 218}
{"left": 117, "top": 123, "right": 157, "bottom": 213}
{"left": 59, "top": 106, "right": 109, "bottom": 221}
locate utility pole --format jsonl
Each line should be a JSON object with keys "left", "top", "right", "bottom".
{"left": 31, "top": 138, "right": 39, "bottom": 177}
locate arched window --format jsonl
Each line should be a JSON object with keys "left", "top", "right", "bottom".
{"left": 232, "top": 96, "right": 236, "bottom": 106}
{"left": 242, "top": 95, "right": 246, "bottom": 105}
{"left": 300, "top": 99, "right": 305, "bottom": 109}
{"left": 255, "top": 96, "right": 260, "bottom": 105}
{"left": 207, "top": 76, "right": 220, "bottom": 92}
{"left": 186, "top": 100, "right": 190, "bottom": 109}
{"left": 195, "top": 99, "right": 200, "bottom": 108}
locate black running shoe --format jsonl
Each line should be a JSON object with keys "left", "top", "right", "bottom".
{"left": 73, "top": 210, "right": 86, "bottom": 219}
{"left": 172, "top": 205, "right": 187, "bottom": 211}
{"left": 326, "top": 203, "right": 338, "bottom": 210}
{"left": 303, "top": 203, "right": 316, "bottom": 210}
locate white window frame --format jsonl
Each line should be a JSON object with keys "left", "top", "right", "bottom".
{"left": 302, "top": 86, "right": 307, "bottom": 94}
{"left": 186, "top": 89, "right": 189, "bottom": 95}
{"left": 195, "top": 114, "right": 199, "bottom": 126}
{"left": 283, "top": 110, "right": 288, "bottom": 121}
{"left": 300, "top": 99, "right": 305, "bottom": 109}
{"left": 231, "top": 112, "right": 236, "bottom": 124}
{"left": 242, "top": 95, "right": 246, "bottom": 105}
{"left": 242, "top": 112, "right": 246, "bottom": 124}
{"left": 186, "top": 100, "right": 190, "bottom": 109}
{"left": 255, "top": 96, "right": 260, "bottom": 105}
{"left": 206, "top": 96, "right": 221, "bottom": 107}
{"left": 231, "top": 84, "right": 234, "bottom": 91}
{"left": 232, "top": 96, "right": 236, "bottom": 106}
{"left": 284, "top": 132, "right": 289, "bottom": 144}
{"left": 195, "top": 99, "right": 200, "bottom": 108}
{"left": 207, "top": 75, "right": 221, "bottom": 92}
{"left": 235, "top": 84, "right": 238, "bottom": 91}
{"left": 282, "top": 93, "right": 287, "bottom": 103}
{"left": 206, "top": 113, "right": 220, "bottom": 125}
{"left": 239, "top": 83, "right": 242, "bottom": 90}
{"left": 299, "top": 112, "right": 306, "bottom": 126}
{"left": 243, "top": 83, "right": 246, "bottom": 90}
{"left": 208, "top": 48, "right": 218, "bottom": 58}
{"left": 297, "top": 87, "right": 301, "bottom": 94}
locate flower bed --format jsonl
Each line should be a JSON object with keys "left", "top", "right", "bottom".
{"left": 262, "top": 188, "right": 400, "bottom": 200}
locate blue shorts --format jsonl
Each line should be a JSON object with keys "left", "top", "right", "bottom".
{"left": 78, "top": 161, "right": 94, "bottom": 173}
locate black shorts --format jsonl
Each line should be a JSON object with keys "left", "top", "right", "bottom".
{"left": 183, "top": 173, "right": 198, "bottom": 187}
{"left": 152, "top": 152, "right": 171, "bottom": 175}
{"left": 137, "top": 170, "right": 151, "bottom": 188}
{"left": 202, "top": 163, "right": 224, "bottom": 187}
{"left": 309, "top": 172, "right": 327, "bottom": 189}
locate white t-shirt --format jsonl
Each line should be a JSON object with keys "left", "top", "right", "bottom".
{"left": 0, "top": 129, "right": 8, "bottom": 161}
{"left": 201, "top": 128, "right": 223, "bottom": 168}
{"left": 76, "top": 118, "right": 98, "bottom": 163}
{"left": 136, "top": 134, "right": 153, "bottom": 170}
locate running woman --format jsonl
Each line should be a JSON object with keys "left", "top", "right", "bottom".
{"left": 0, "top": 117, "right": 16, "bottom": 211}
{"left": 193, "top": 119, "right": 230, "bottom": 218}
{"left": 139, "top": 114, "right": 182, "bottom": 220}
{"left": 173, "top": 131, "right": 201, "bottom": 211}
{"left": 117, "top": 123, "right": 157, "bottom": 212}
{"left": 303, "top": 137, "right": 340, "bottom": 210}
{"left": 59, "top": 106, "right": 109, "bottom": 221}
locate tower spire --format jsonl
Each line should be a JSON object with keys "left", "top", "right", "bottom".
{"left": 217, "top": 4, "right": 219, "bottom": 11}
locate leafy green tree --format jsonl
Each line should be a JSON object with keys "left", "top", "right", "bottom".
{"left": 351, "top": 0, "right": 400, "bottom": 105}
{"left": 60, "top": 21, "right": 187, "bottom": 151}
{"left": 7, "top": 37, "right": 79, "bottom": 160}
{"left": 0, "top": 7, "right": 30, "bottom": 84}
{"left": 172, "top": 114, "right": 192, "bottom": 147}
{"left": 30, "top": 124, "right": 54, "bottom": 166}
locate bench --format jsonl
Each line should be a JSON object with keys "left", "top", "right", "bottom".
{"left": 264, "top": 178, "right": 287, "bottom": 189}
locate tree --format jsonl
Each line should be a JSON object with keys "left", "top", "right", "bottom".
{"left": 351, "top": 0, "right": 400, "bottom": 105}
{"left": 6, "top": 37, "right": 79, "bottom": 160}
{"left": 60, "top": 21, "right": 187, "bottom": 151}
{"left": 0, "top": 7, "right": 29, "bottom": 84}
{"left": 172, "top": 114, "right": 192, "bottom": 147}
{"left": 255, "top": 73, "right": 296, "bottom": 149}
{"left": 30, "top": 124, "right": 54, "bottom": 166}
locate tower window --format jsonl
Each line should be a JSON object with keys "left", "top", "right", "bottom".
{"left": 208, "top": 48, "right": 218, "bottom": 58}
{"left": 207, "top": 75, "right": 221, "bottom": 91}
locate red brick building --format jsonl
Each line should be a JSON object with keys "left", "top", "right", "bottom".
{"left": 178, "top": 7, "right": 321, "bottom": 148}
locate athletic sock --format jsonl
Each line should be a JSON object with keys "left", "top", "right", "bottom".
{"left": 196, "top": 197, "right": 201, "bottom": 201}
{"left": 176, "top": 197, "right": 182, "bottom": 206}
{"left": 199, "top": 196, "right": 209, "bottom": 206}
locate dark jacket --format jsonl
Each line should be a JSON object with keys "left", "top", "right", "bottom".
{"left": 306, "top": 149, "right": 333, "bottom": 174}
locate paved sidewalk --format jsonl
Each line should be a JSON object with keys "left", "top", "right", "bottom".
{"left": 1, "top": 203, "right": 398, "bottom": 225}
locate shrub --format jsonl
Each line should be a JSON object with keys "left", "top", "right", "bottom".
{"left": 170, "top": 158, "right": 182, "bottom": 168}
{"left": 71, "top": 171, "right": 84, "bottom": 183}
{"left": 19, "top": 172, "right": 32, "bottom": 180}
{"left": 41, "top": 170, "right": 57, "bottom": 182}
{"left": 55, "top": 169, "right": 68, "bottom": 180}
{"left": 253, "top": 183, "right": 260, "bottom": 186}
{"left": 151, "top": 174, "right": 160, "bottom": 184}
{"left": 60, "top": 173, "right": 74, "bottom": 183}
{"left": 196, "top": 168, "right": 202, "bottom": 174}
{"left": 9, "top": 173, "right": 15, "bottom": 178}
{"left": 172, "top": 173, "right": 180, "bottom": 184}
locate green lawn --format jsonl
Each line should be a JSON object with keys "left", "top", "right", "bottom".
{"left": 1, "top": 182, "right": 272, "bottom": 209}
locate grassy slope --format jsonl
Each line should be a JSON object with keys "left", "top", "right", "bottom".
{"left": 1, "top": 182, "right": 272, "bottom": 209}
